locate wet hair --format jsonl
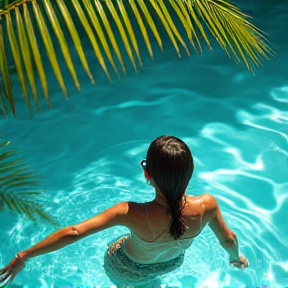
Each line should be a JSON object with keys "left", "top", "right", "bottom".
{"left": 146, "top": 135, "right": 194, "bottom": 239}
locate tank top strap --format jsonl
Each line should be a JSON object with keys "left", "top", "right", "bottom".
{"left": 145, "top": 207, "right": 168, "bottom": 242}
{"left": 146, "top": 208, "right": 151, "bottom": 230}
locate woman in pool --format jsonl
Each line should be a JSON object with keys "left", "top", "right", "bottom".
{"left": 0, "top": 135, "right": 248, "bottom": 287}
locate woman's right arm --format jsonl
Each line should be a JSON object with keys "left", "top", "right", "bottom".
{"left": 201, "top": 194, "right": 248, "bottom": 269}
{"left": 0, "top": 202, "right": 131, "bottom": 285}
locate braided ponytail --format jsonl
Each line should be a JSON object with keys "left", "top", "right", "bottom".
{"left": 167, "top": 196, "right": 188, "bottom": 239}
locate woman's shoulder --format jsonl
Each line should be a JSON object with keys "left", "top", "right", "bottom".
{"left": 185, "top": 193, "right": 217, "bottom": 215}
{"left": 185, "top": 194, "right": 220, "bottom": 225}
{"left": 186, "top": 193, "right": 216, "bottom": 205}
{"left": 125, "top": 201, "right": 149, "bottom": 220}
{"left": 126, "top": 201, "right": 147, "bottom": 212}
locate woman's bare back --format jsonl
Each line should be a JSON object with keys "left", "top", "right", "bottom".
{"left": 126, "top": 195, "right": 209, "bottom": 243}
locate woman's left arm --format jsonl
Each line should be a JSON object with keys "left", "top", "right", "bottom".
{"left": 0, "top": 202, "right": 130, "bottom": 285}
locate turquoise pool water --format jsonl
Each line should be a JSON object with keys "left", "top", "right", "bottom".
{"left": 1, "top": 1, "right": 288, "bottom": 287}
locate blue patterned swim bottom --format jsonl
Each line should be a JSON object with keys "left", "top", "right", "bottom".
{"left": 104, "top": 235, "right": 184, "bottom": 287}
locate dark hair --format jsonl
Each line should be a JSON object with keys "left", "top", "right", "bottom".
{"left": 146, "top": 135, "right": 194, "bottom": 239}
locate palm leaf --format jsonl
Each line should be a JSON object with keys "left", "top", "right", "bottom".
{"left": 106, "top": 0, "right": 138, "bottom": 72}
{"left": 15, "top": 6, "right": 40, "bottom": 111}
{"left": 94, "top": 0, "right": 126, "bottom": 73}
{"left": 0, "top": 139, "right": 58, "bottom": 226}
{"left": 137, "top": 0, "right": 164, "bottom": 52}
{"left": 42, "top": 0, "right": 81, "bottom": 91}
{"left": 129, "top": 0, "right": 154, "bottom": 59}
{"left": 150, "top": 0, "right": 182, "bottom": 57}
{"left": 0, "top": 0, "right": 274, "bottom": 116}
{"left": 117, "top": 0, "right": 142, "bottom": 67}
{"left": 5, "top": 10, "right": 32, "bottom": 115}
{"left": 0, "top": 22, "right": 14, "bottom": 115}
{"left": 56, "top": 0, "right": 95, "bottom": 83}
{"left": 32, "top": 0, "right": 68, "bottom": 99}
{"left": 0, "top": 79, "right": 10, "bottom": 117}
{"left": 72, "top": 0, "right": 113, "bottom": 81}
{"left": 23, "top": 2, "right": 50, "bottom": 108}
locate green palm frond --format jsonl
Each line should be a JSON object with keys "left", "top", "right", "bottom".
{"left": 0, "top": 0, "right": 274, "bottom": 116}
{"left": 0, "top": 139, "right": 58, "bottom": 226}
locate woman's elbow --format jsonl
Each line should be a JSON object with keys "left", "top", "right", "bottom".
{"left": 220, "top": 231, "right": 237, "bottom": 249}
{"left": 65, "top": 226, "right": 81, "bottom": 241}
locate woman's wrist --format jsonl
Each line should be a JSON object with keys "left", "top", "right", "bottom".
{"left": 230, "top": 255, "right": 249, "bottom": 269}
{"left": 229, "top": 256, "right": 244, "bottom": 266}
{"left": 229, "top": 255, "right": 242, "bottom": 264}
{"left": 230, "top": 259, "right": 241, "bottom": 263}
{"left": 15, "top": 252, "right": 27, "bottom": 263}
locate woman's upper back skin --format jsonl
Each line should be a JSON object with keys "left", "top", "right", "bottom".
{"left": 126, "top": 194, "right": 214, "bottom": 243}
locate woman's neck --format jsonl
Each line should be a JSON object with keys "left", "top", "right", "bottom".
{"left": 153, "top": 192, "right": 168, "bottom": 207}
{"left": 153, "top": 188, "right": 186, "bottom": 207}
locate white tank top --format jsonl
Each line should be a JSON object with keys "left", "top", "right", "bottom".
{"left": 123, "top": 232, "right": 194, "bottom": 264}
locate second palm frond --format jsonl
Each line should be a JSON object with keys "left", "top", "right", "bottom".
{"left": 0, "top": 138, "right": 58, "bottom": 226}
{"left": 0, "top": 0, "right": 274, "bottom": 115}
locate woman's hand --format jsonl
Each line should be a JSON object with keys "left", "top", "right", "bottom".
{"left": 0, "top": 255, "right": 26, "bottom": 287}
{"left": 230, "top": 255, "right": 249, "bottom": 269}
